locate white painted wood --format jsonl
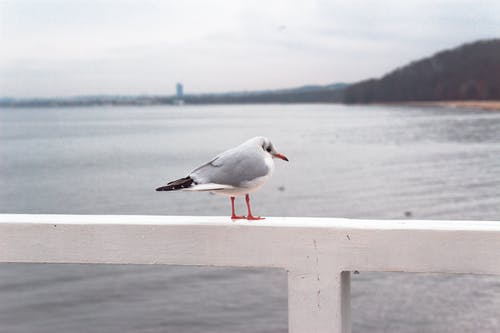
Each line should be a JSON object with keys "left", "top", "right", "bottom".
{"left": 288, "top": 270, "right": 351, "bottom": 333}
{"left": 1, "top": 214, "right": 500, "bottom": 333}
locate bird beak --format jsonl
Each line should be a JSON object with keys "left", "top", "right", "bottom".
{"left": 273, "top": 153, "right": 289, "bottom": 161}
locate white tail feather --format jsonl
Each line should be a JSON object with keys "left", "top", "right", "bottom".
{"left": 185, "top": 183, "right": 235, "bottom": 192}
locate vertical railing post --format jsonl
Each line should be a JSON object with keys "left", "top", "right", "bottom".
{"left": 340, "top": 271, "right": 351, "bottom": 333}
{"left": 288, "top": 269, "right": 351, "bottom": 333}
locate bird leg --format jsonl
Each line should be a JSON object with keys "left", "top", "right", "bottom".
{"left": 230, "top": 196, "right": 245, "bottom": 219}
{"left": 245, "top": 194, "right": 265, "bottom": 220}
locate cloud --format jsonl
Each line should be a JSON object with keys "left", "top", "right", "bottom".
{"left": 1, "top": 0, "right": 499, "bottom": 96}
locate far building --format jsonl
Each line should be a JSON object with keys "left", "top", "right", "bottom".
{"left": 174, "top": 82, "right": 184, "bottom": 105}
{"left": 176, "top": 83, "right": 183, "bottom": 99}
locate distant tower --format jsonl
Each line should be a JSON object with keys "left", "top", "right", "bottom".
{"left": 176, "top": 83, "right": 183, "bottom": 99}
{"left": 174, "top": 83, "right": 184, "bottom": 105}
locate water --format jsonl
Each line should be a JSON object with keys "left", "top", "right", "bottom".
{"left": 1, "top": 104, "right": 500, "bottom": 332}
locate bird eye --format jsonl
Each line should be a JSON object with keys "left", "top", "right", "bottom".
{"left": 266, "top": 147, "right": 271, "bottom": 152}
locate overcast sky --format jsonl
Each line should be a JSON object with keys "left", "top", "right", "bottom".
{"left": 1, "top": 0, "right": 499, "bottom": 97}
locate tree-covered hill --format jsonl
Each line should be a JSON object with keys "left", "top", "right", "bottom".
{"left": 343, "top": 39, "right": 500, "bottom": 103}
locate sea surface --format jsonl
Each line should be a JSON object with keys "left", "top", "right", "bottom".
{"left": 1, "top": 104, "right": 499, "bottom": 333}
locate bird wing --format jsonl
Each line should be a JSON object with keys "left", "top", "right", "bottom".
{"left": 189, "top": 145, "right": 270, "bottom": 187}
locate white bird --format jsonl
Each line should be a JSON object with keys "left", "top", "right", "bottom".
{"left": 156, "top": 136, "right": 288, "bottom": 220}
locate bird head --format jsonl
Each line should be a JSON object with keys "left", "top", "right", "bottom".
{"left": 253, "top": 136, "right": 289, "bottom": 162}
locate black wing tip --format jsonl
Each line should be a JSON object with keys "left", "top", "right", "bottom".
{"left": 155, "top": 176, "right": 194, "bottom": 191}
{"left": 155, "top": 186, "right": 170, "bottom": 191}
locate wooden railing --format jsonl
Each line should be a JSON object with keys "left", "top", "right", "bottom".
{"left": 1, "top": 214, "right": 500, "bottom": 333}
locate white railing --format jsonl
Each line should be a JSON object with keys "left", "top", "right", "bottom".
{"left": 1, "top": 214, "right": 500, "bottom": 333}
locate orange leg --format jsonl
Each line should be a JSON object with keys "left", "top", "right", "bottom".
{"left": 230, "top": 196, "right": 245, "bottom": 219}
{"left": 245, "top": 194, "right": 265, "bottom": 220}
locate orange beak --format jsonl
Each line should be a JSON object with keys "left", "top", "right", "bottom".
{"left": 273, "top": 153, "right": 289, "bottom": 161}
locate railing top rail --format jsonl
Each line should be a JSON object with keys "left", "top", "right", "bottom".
{"left": 2, "top": 213, "right": 500, "bottom": 333}
{"left": 1, "top": 214, "right": 500, "bottom": 231}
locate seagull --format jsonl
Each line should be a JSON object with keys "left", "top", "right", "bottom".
{"left": 156, "top": 136, "right": 288, "bottom": 220}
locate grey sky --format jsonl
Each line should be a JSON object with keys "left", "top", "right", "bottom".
{"left": 1, "top": 0, "right": 499, "bottom": 97}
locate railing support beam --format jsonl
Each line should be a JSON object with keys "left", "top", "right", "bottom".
{"left": 288, "top": 270, "right": 350, "bottom": 333}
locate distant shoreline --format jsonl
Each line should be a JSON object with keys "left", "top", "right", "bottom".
{"left": 385, "top": 100, "right": 500, "bottom": 111}
{"left": 2, "top": 99, "right": 500, "bottom": 110}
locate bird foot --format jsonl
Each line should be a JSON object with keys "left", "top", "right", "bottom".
{"left": 231, "top": 215, "right": 246, "bottom": 220}
{"left": 247, "top": 215, "right": 265, "bottom": 220}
